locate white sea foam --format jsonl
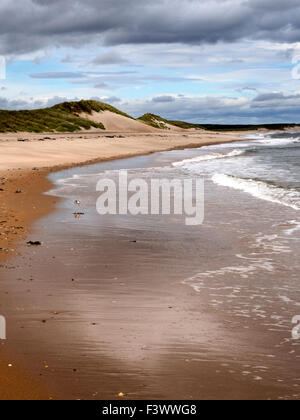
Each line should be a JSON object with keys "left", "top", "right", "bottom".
{"left": 212, "top": 174, "right": 300, "bottom": 211}
{"left": 284, "top": 220, "right": 300, "bottom": 236}
{"left": 183, "top": 256, "right": 275, "bottom": 294}
{"left": 255, "top": 137, "right": 297, "bottom": 147}
{"left": 243, "top": 133, "right": 299, "bottom": 147}
{"left": 172, "top": 149, "right": 245, "bottom": 167}
{"left": 251, "top": 233, "right": 291, "bottom": 254}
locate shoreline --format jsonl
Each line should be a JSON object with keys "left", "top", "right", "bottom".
{"left": 0, "top": 130, "right": 247, "bottom": 259}
{"left": 0, "top": 129, "right": 255, "bottom": 399}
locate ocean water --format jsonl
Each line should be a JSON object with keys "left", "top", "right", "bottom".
{"left": 169, "top": 132, "right": 300, "bottom": 336}
{"left": 172, "top": 132, "right": 300, "bottom": 210}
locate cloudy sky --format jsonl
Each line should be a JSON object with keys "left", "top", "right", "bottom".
{"left": 1, "top": 0, "right": 300, "bottom": 123}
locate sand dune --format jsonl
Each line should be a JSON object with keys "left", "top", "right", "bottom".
{"left": 83, "top": 110, "right": 157, "bottom": 133}
{"left": 84, "top": 110, "right": 193, "bottom": 132}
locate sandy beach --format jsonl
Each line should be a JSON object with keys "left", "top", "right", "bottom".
{"left": 1, "top": 126, "right": 300, "bottom": 400}
{"left": 0, "top": 128, "right": 246, "bottom": 399}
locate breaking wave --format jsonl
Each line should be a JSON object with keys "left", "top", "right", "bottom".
{"left": 172, "top": 149, "right": 245, "bottom": 167}
{"left": 212, "top": 174, "right": 300, "bottom": 211}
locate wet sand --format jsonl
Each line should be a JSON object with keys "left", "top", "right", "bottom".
{"left": 0, "top": 169, "right": 57, "bottom": 399}
{"left": 0, "top": 163, "right": 279, "bottom": 400}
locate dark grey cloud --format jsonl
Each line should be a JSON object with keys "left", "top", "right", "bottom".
{"left": 92, "top": 51, "right": 128, "bottom": 65}
{"left": 152, "top": 95, "right": 175, "bottom": 103}
{"left": 239, "top": 86, "right": 258, "bottom": 93}
{"left": 1, "top": 1, "right": 300, "bottom": 55}
{"left": 61, "top": 55, "right": 73, "bottom": 63}
{"left": 94, "top": 82, "right": 111, "bottom": 89}
{"left": 0, "top": 97, "right": 28, "bottom": 109}
{"left": 30, "top": 72, "right": 85, "bottom": 79}
{"left": 33, "top": 70, "right": 192, "bottom": 89}
{"left": 102, "top": 96, "right": 122, "bottom": 104}
{"left": 0, "top": 95, "right": 72, "bottom": 110}
{"left": 253, "top": 92, "right": 300, "bottom": 102}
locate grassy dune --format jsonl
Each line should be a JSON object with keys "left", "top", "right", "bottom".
{"left": 137, "top": 113, "right": 204, "bottom": 130}
{"left": 0, "top": 100, "right": 132, "bottom": 133}
{"left": 0, "top": 100, "right": 297, "bottom": 133}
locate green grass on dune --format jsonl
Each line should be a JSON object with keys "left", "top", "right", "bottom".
{"left": 137, "top": 113, "right": 207, "bottom": 130}
{"left": 0, "top": 100, "right": 133, "bottom": 133}
{"left": 137, "top": 113, "right": 174, "bottom": 129}
{"left": 0, "top": 109, "right": 103, "bottom": 133}
{"left": 53, "top": 100, "right": 134, "bottom": 120}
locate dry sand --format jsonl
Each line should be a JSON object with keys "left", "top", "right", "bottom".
{"left": 0, "top": 127, "right": 247, "bottom": 399}
{"left": 0, "top": 129, "right": 243, "bottom": 172}
{"left": 83, "top": 110, "right": 157, "bottom": 132}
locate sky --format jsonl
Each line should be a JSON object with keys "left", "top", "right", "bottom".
{"left": 1, "top": 0, "right": 300, "bottom": 124}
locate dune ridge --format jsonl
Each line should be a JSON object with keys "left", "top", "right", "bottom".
{"left": 1, "top": 100, "right": 297, "bottom": 134}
